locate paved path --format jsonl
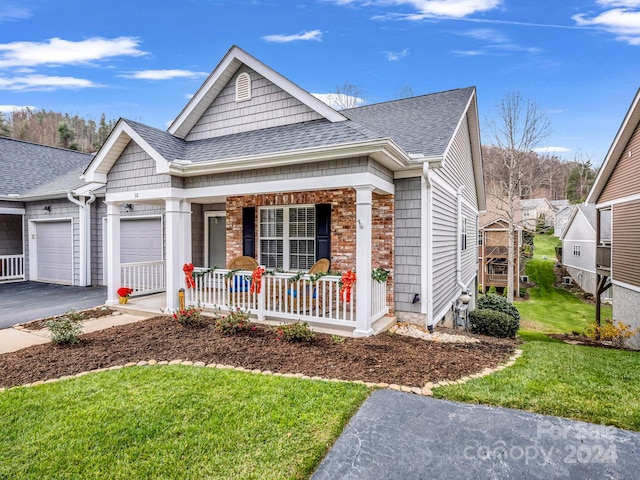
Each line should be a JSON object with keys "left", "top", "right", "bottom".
{"left": 0, "top": 282, "right": 106, "bottom": 329}
{"left": 313, "top": 390, "right": 640, "bottom": 480}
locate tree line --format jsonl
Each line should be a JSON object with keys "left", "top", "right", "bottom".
{"left": 0, "top": 109, "right": 116, "bottom": 153}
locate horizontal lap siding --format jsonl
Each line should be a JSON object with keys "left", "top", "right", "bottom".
{"left": 461, "top": 203, "right": 477, "bottom": 282}
{"left": 438, "top": 117, "right": 478, "bottom": 208}
{"left": 612, "top": 200, "right": 640, "bottom": 287}
{"left": 186, "top": 66, "right": 323, "bottom": 141}
{"left": 394, "top": 178, "right": 422, "bottom": 313}
{"left": 599, "top": 124, "right": 640, "bottom": 203}
{"left": 432, "top": 183, "right": 458, "bottom": 319}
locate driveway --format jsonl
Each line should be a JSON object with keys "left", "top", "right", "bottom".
{"left": 313, "top": 390, "right": 640, "bottom": 480}
{"left": 0, "top": 282, "right": 107, "bottom": 329}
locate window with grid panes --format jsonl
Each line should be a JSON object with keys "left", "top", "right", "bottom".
{"left": 259, "top": 206, "right": 315, "bottom": 270}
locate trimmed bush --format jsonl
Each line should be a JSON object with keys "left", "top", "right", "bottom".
{"left": 270, "top": 321, "right": 315, "bottom": 343}
{"left": 477, "top": 293, "right": 520, "bottom": 322}
{"left": 469, "top": 309, "right": 519, "bottom": 338}
{"left": 46, "top": 309, "right": 85, "bottom": 344}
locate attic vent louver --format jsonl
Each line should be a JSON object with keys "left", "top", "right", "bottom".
{"left": 236, "top": 72, "right": 251, "bottom": 102}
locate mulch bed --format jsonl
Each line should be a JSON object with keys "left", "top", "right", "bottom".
{"left": 19, "top": 308, "right": 115, "bottom": 330}
{"left": 1, "top": 315, "right": 516, "bottom": 390}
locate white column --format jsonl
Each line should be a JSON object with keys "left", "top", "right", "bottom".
{"left": 105, "top": 202, "right": 121, "bottom": 305}
{"left": 354, "top": 186, "right": 374, "bottom": 337}
{"left": 165, "top": 198, "right": 191, "bottom": 311}
{"left": 181, "top": 200, "right": 193, "bottom": 264}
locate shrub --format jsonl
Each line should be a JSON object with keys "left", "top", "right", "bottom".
{"left": 215, "top": 308, "right": 252, "bottom": 334}
{"left": 173, "top": 306, "right": 203, "bottom": 327}
{"left": 469, "top": 309, "right": 519, "bottom": 338}
{"left": 270, "top": 321, "right": 315, "bottom": 343}
{"left": 487, "top": 285, "right": 498, "bottom": 295}
{"left": 587, "top": 318, "right": 640, "bottom": 346}
{"left": 477, "top": 293, "right": 520, "bottom": 322}
{"left": 46, "top": 309, "right": 85, "bottom": 345}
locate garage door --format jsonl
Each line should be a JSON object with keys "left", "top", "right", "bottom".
{"left": 35, "top": 221, "right": 72, "bottom": 284}
{"left": 121, "top": 217, "right": 162, "bottom": 263}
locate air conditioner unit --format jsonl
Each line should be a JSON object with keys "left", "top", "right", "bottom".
{"left": 562, "top": 276, "right": 573, "bottom": 285}
{"left": 520, "top": 275, "right": 529, "bottom": 283}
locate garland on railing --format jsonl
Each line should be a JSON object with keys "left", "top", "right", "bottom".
{"left": 183, "top": 263, "right": 196, "bottom": 289}
{"left": 340, "top": 270, "right": 356, "bottom": 302}
{"left": 371, "top": 267, "right": 390, "bottom": 283}
{"left": 191, "top": 266, "right": 217, "bottom": 279}
{"left": 250, "top": 266, "right": 265, "bottom": 294}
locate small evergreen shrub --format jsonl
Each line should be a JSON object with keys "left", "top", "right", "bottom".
{"left": 215, "top": 308, "right": 252, "bottom": 334}
{"left": 477, "top": 293, "right": 520, "bottom": 322}
{"left": 270, "top": 322, "right": 315, "bottom": 343}
{"left": 469, "top": 309, "right": 519, "bottom": 338}
{"left": 487, "top": 285, "right": 498, "bottom": 295}
{"left": 46, "top": 309, "right": 85, "bottom": 344}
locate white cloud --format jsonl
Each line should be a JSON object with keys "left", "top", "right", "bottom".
{"left": 0, "top": 104, "right": 36, "bottom": 112}
{"left": 464, "top": 28, "right": 507, "bottom": 42}
{"left": 534, "top": 146, "right": 572, "bottom": 154}
{"left": 120, "top": 69, "right": 208, "bottom": 80}
{"left": 312, "top": 92, "right": 366, "bottom": 109}
{"left": 0, "top": 75, "right": 97, "bottom": 91}
{"left": 262, "top": 30, "right": 323, "bottom": 43}
{"left": 574, "top": 5, "right": 640, "bottom": 45}
{"left": 385, "top": 48, "right": 409, "bottom": 60}
{"left": 456, "top": 28, "right": 539, "bottom": 55}
{"left": 0, "top": 37, "right": 147, "bottom": 68}
{"left": 328, "top": 0, "right": 502, "bottom": 19}
{"left": 0, "top": 5, "right": 31, "bottom": 22}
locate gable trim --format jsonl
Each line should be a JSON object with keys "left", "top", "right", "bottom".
{"left": 83, "top": 119, "right": 171, "bottom": 183}
{"left": 168, "top": 45, "right": 347, "bottom": 139}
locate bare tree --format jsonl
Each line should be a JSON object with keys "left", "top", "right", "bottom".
{"left": 396, "top": 85, "right": 414, "bottom": 99}
{"left": 327, "top": 82, "right": 366, "bottom": 110}
{"left": 485, "top": 91, "right": 552, "bottom": 302}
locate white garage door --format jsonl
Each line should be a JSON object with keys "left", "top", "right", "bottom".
{"left": 35, "top": 221, "right": 72, "bottom": 284}
{"left": 121, "top": 217, "right": 162, "bottom": 263}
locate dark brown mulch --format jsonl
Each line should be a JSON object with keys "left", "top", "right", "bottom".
{"left": 0, "top": 316, "right": 516, "bottom": 390}
{"left": 19, "top": 307, "right": 115, "bottom": 330}
{"left": 547, "top": 334, "right": 631, "bottom": 350}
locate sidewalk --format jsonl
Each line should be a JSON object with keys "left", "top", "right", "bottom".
{"left": 0, "top": 311, "right": 151, "bottom": 355}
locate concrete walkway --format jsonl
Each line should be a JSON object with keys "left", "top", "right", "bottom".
{"left": 0, "top": 311, "right": 151, "bottom": 354}
{"left": 313, "top": 390, "right": 640, "bottom": 479}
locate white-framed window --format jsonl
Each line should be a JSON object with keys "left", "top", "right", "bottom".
{"left": 523, "top": 210, "right": 531, "bottom": 218}
{"left": 478, "top": 232, "right": 483, "bottom": 246}
{"left": 259, "top": 206, "right": 316, "bottom": 270}
{"left": 573, "top": 244, "right": 581, "bottom": 256}
{"left": 461, "top": 217, "right": 468, "bottom": 251}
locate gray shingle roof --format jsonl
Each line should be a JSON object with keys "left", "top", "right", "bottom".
{"left": 123, "top": 87, "right": 475, "bottom": 164}
{"left": 0, "top": 137, "right": 92, "bottom": 197}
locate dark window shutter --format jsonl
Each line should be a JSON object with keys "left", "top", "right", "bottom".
{"left": 315, "top": 203, "right": 331, "bottom": 263}
{"left": 242, "top": 207, "right": 255, "bottom": 258}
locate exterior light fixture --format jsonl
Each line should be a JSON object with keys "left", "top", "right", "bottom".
{"left": 124, "top": 203, "right": 133, "bottom": 212}
{"left": 43, "top": 205, "right": 51, "bottom": 214}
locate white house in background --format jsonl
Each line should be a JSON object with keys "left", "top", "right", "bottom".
{"left": 520, "top": 198, "right": 555, "bottom": 231}
{"left": 561, "top": 204, "right": 610, "bottom": 297}
{"left": 82, "top": 45, "right": 486, "bottom": 336}
{"left": 553, "top": 204, "right": 574, "bottom": 238}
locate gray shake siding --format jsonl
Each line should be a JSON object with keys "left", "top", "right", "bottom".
{"left": 186, "top": 66, "right": 323, "bottom": 141}
{"left": 24, "top": 199, "right": 80, "bottom": 285}
{"left": 191, "top": 203, "right": 225, "bottom": 267}
{"left": 184, "top": 157, "right": 392, "bottom": 189}
{"left": 91, "top": 199, "right": 106, "bottom": 286}
{"left": 0, "top": 214, "right": 23, "bottom": 255}
{"left": 394, "top": 178, "right": 422, "bottom": 313}
{"left": 107, "top": 143, "right": 171, "bottom": 194}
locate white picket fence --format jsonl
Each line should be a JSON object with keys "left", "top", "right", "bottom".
{"left": 188, "top": 268, "right": 389, "bottom": 328}
{"left": 0, "top": 254, "right": 25, "bottom": 282}
{"left": 121, "top": 260, "right": 166, "bottom": 296}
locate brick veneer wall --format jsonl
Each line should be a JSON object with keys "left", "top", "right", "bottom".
{"left": 226, "top": 188, "right": 394, "bottom": 313}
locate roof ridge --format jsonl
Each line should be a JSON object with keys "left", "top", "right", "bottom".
{"left": 0, "top": 135, "right": 93, "bottom": 156}
{"left": 342, "top": 86, "right": 476, "bottom": 112}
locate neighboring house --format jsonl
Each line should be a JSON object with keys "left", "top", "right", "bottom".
{"left": 82, "top": 45, "right": 486, "bottom": 336}
{"left": 560, "top": 204, "right": 612, "bottom": 297}
{"left": 0, "top": 137, "right": 96, "bottom": 286}
{"left": 553, "top": 204, "right": 574, "bottom": 238}
{"left": 520, "top": 198, "right": 555, "bottom": 231}
{"left": 586, "top": 87, "right": 640, "bottom": 349}
{"left": 550, "top": 199, "right": 570, "bottom": 211}
{"left": 478, "top": 217, "right": 522, "bottom": 296}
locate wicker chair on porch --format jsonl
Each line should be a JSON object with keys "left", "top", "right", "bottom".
{"left": 287, "top": 258, "right": 331, "bottom": 313}
{"left": 225, "top": 256, "right": 259, "bottom": 304}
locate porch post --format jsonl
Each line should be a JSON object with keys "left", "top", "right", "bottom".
{"left": 354, "top": 186, "right": 374, "bottom": 337}
{"left": 165, "top": 198, "right": 189, "bottom": 311}
{"left": 105, "top": 202, "right": 121, "bottom": 305}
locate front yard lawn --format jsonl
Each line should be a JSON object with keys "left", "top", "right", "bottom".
{"left": 433, "top": 335, "right": 640, "bottom": 431}
{"left": 0, "top": 366, "right": 370, "bottom": 479}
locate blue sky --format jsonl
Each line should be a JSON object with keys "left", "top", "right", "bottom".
{"left": 1, "top": 0, "right": 640, "bottom": 164}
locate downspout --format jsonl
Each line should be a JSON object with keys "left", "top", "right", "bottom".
{"left": 422, "top": 163, "right": 434, "bottom": 330}
{"left": 67, "top": 192, "right": 96, "bottom": 287}
{"left": 456, "top": 186, "right": 467, "bottom": 292}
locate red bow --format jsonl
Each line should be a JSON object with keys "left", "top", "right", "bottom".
{"left": 250, "top": 266, "right": 265, "bottom": 294}
{"left": 183, "top": 263, "right": 196, "bottom": 289}
{"left": 340, "top": 270, "right": 356, "bottom": 302}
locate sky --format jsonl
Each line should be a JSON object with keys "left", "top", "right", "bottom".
{"left": 1, "top": 0, "right": 640, "bottom": 164}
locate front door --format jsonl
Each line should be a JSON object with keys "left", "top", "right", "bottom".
{"left": 206, "top": 213, "right": 226, "bottom": 268}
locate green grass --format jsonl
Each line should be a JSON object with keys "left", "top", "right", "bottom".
{"left": 0, "top": 367, "right": 370, "bottom": 479}
{"left": 532, "top": 233, "right": 561, "bottom": 259}
{"left": 433, "top": 337, "right": 640, "bottom": 431}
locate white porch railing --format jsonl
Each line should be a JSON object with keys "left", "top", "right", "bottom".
{"left": 188, "top": 269, "right": 389, "bottom": 328}
{"left": 121, "top": 260, "right": 166, "bottom": 296}
{"left": 0, "top": 254, "right": 25, "bottom": 282}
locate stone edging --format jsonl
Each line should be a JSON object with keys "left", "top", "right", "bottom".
{"left": 0, "top": 349, "right": 524, "bottom": 396}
